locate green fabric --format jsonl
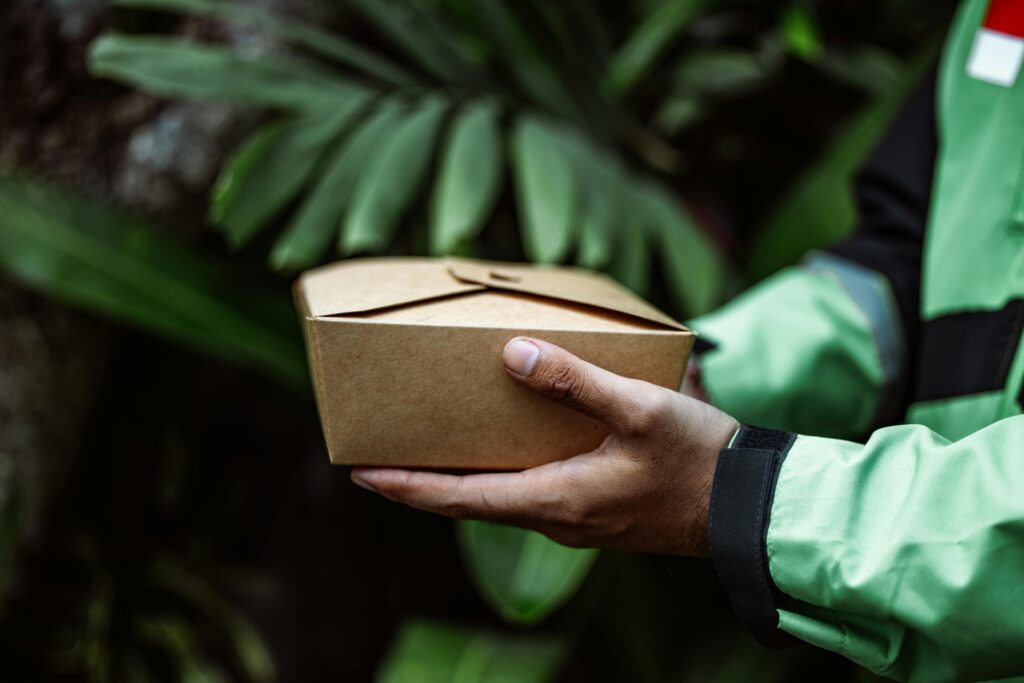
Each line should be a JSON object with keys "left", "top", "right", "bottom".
{"left": 923, "top": 0, "right": 1024, "bottom": 320}
{"left": 691, "top": 1, "right": 1024, "bottom": 678}
{"left": 769, "top": 422, "right": 1024, "bottom": 682}
{"left": 906, "top": 393, "right": 1006, "bottom": 442}
{"left": 691, "top": 266, "right": 884, "bottom": 438}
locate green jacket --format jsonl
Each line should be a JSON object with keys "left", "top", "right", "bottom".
{"left": 693, "top": 1, "right": 1024, "bottom": 681}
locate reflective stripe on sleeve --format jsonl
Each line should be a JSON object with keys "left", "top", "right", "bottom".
{"left": 802, "top": 251, "right": 905, "bottom": 395}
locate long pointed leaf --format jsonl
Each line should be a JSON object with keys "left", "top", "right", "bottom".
{"left": 89, "top": 35, "right": 364, "bottom": 110}
{"left": 467, "top": 1, "right": 583, "bottom": 123}
{"left": 607, "top": 207, "right": 650, "bottom": 296}
{"left": 111, "top": 0, "right": 413, "bottom": 85}
{"left": 458, "top": 521, "right": 598, "bottom": 626}
{"left": 605, "top": 0, "right": 709, "bottom": 97}
{"left": 429, "top": 99, "right": 503, "bottom": 255}
{"left": 212, "top": 97, "right": 369, "bottom": 248}
{"left": 510, "top": 115, "right": 578, "bottom": 264}
{"left": 0, "top": 175, "right": 306, "bottom": 389}
{"left": 340, "top": 96, "right": 448, "bottom": 255}
{"left": 569, "top": 140, "right": 622, "bottom": 270}
{"left": 349, "top": 0, "right": 477, "bottom": 84}
{"left": 639, "top": 183, "right": 725, "bottom": 316}
{"left": 272, "top": 100, "right": 406, "bottom": 269}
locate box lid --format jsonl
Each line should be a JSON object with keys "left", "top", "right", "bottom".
{"left": 298, "top": 257, "right": 685, "bottom": 331}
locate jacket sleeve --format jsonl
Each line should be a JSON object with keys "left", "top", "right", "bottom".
{"left": 688, "top": 68, "right": 937, "bottom": 440}
{"left": 709, "top": 419, "right": 1024, "bottom": 682}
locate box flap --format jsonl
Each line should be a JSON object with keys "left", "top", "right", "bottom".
{"left": 299, "top": 258, "right": 485, "bottom": 318}
{"left": 445, "top": 258, "right": 686, "bottom": 330}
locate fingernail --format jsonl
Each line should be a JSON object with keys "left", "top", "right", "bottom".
{"left": 351, "top": 470, "right": 377, "bottom": 492}
{"left": 503, "top": 338, "right": 540, "bottom": 376}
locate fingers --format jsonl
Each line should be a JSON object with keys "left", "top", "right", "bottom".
{"left": 351, "top": 465, "right": 567, "bottom": 527}
{"left": 502, "top": 337, "right": 668, "bottom": 436}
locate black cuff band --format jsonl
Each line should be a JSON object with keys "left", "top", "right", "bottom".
{"left": 708, "top": 425, "right": 798, "bottom": 648}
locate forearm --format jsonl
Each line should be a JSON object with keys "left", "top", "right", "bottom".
{"left": 710, "top": 417, "right": 1024, "bottom": 682}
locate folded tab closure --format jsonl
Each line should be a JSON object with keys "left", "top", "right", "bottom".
{"left": 445, "top": 258, "right": 685, "bottom": 330}
{"left": 298, "top": 256, "right": 688, "bottom": 330}
{"left": 299, "top": 258, "right": 484, "bottom": 318}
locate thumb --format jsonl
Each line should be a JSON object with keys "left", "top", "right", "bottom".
{"left": 502, "top": 337, "right": 663, "bottom": 434}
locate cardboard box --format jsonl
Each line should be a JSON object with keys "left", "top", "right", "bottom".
{"left": 295, "top": 257, "right": 694, "bottom": 470}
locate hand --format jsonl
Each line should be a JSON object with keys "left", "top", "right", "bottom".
{"left": 351, "top": 337, "right": 739, "bottom": 557}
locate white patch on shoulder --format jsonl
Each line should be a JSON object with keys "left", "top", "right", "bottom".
{"left": 967, "top": 28, "right": 1024, "bottom": 86}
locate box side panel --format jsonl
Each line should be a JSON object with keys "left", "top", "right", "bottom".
{"left": 294, "top": 283, "right": 337, "bottom": 462}
{"left": 312, "top": 320, "right": 692, "bottom": 469}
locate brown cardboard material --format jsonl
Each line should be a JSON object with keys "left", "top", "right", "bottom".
{"left": 295, "top": 257, "right": 694, "bottom": 470}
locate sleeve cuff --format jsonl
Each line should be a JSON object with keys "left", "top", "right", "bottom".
{"left": 708, "top": 425, "right": 799, "bottom": 648}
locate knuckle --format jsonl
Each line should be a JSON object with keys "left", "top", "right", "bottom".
{"left": 545, "top": 363, "right": 590, "bottom": 407}
{"left": 440, "top": 479, "right": 473, "bottom": 519}
{"left": 478, "top": 487, "right": 513, "bottom": 522}
{"left": 621, "top": 390, "right": 673, "bottom": 436}
{"left": 385, "top": 472, "right": 416, "bottom": 504}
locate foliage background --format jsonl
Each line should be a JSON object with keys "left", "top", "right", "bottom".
{"left": 0, "top": 0, "right": 955, "bottom": 680}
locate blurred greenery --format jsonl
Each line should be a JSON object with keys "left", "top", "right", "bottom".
{"left": 377, "top": 619, "right": 566, "bottom": 683}
{"left": 0, "top": 174, "right": 306, "bottom": 389}
{"left": 0, "top": 0, "right": 956, "bottom": 680}
{"left": 91, "top": 0, "right": 728, "bottom": 315}
{"left": 457, "top": 522, "right": 597, "bottom": 626}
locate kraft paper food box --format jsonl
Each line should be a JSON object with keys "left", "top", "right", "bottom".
{"left": 295, "top": 257, "right": 694, "bottom": 469}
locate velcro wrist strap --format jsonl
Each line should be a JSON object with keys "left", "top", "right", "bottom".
{"left": 708, "top": 425, "right": 798, "bottom": 648}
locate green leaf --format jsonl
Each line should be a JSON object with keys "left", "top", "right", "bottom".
{"left": 273, "top": 100, "right": 405, "bottom": 269}
{"left": 429, "top": 99, "right": 503, "bottom": 256}
{"left": 606, "top": 196, "right": 650, "bottom": 296}
{"left": 457, "top": 521, "right": 598, "bottom": 625}
{"left": 350, "top": 0, "right": 477, "bottom": 84}
{"left": 88, "top": 35, "right": 364, "bottom": 110}
{"left": 0, "top": 174, "right": 306, "bottom": 389}
{"left": 340, "top": 96, "right": 448, "bottom": 255}
{"left": 467, "top": 1, "right": 583, "bottom": 123}
{"left": 781, "top": 4, "right": 823, "bottom": 62}
{"left": 675, "top": 49, "right": 769, "bottom": 96}
{"left": 747, "top": 45, "right": 937, "bottom": 280}
{"left": 605, "top": 0, "right": 709, "bottom": 97}
{"left": 135, "top": 616, "right": 228, "bottom": 683}
{"left": 818, "top": 46, "right": 901, "bottom": 94}
{"left": 653, "top": 94, "right": 703, "bottom": 136}
{"left": 638, "top": 183, "right": 725, "bottom": 316}
{"left": 510, "top": 115, "right": 578, "bottom": 264}
{"left": 110, "top": 0, "right": 413, "bottom": 85}
{"left": 377, "top": 618, "right": 566, "bottom": 683}
{"left": 569, "top": 140, "right": 622, "bottom": 270}
{"left": 212, "top": 99, "right": 368, "bottom": 249}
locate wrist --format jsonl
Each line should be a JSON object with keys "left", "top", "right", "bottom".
{"left": 686, "top": 407, "right": 739, "bottom": 557}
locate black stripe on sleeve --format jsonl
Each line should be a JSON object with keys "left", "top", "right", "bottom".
{"left": 914, "top": 299, "right": 1024, "bottom": 402}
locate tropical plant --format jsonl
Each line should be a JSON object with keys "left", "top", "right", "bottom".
{"left": 89, "top": 0, "right": 736, "bottom": 316}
